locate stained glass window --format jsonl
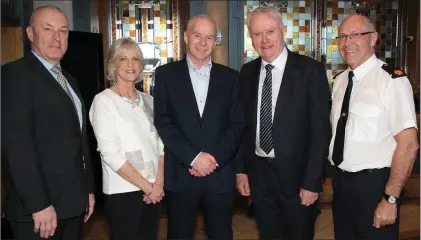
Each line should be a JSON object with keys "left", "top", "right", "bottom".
{"left": 112, "top": 0, "right": 180, "bottom": 94}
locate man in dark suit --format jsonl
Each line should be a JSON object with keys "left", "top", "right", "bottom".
{"left": 154, "top": 15, "right": 246, "bottom": 239}
{"left": 1, "top": 6, "right": 95, "bottom": 239}
{"left": 235, "top": 6, "right": 330, "bottom": 240}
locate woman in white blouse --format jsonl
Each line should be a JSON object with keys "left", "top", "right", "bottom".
{"left": 89, "top": 37, "right": 164, "bottom": 240}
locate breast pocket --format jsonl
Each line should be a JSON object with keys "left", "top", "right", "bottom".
{"left": 348, "top": 102, "right": 381, "bottom": 142}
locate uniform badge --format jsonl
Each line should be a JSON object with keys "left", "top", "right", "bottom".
{"left": 393, "top": 70, "right": 403, "bottom": 76}
{"left": 381, "top": 64, "right": 407, "bottom": 79}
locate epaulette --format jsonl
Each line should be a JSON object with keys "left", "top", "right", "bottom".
{"left": 381, "top": 64, "right": 407, "bottom": 79}
{"left": 333, "top": 70, "right": 344, "bottom": 80}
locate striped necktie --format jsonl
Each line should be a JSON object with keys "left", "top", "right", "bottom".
{"left": 260, "top": 64, "right": 274, "bottom": 154}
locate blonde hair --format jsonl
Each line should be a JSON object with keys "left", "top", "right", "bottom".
{"left": 247, "top": 6, "right": 283, "bottom": 32}
{"left": 106, "top": 37, "right": 145, "bottom": 84}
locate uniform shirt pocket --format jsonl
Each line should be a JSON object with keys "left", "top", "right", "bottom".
{"left": 348, "top": 102, "right": 381, "bottom": 142}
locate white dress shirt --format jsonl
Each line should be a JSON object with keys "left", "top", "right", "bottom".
{"left": 328, "top": 54, "right": 417, "bottom": 172}
{"left": 255, "top": 47, "right": 288, "bottom": 158}
{"left": 32, "top": 51, "right": 82, "bottom": 129}
{"left": 89, "top": 89, "right": 164, "bottom": 195}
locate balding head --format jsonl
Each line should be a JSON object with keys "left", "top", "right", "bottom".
{"left": 184, "top": 15, "right": 217, "bottom": 68}
{"left": 30, "top": 6, "right": 67, "bottom": 28}
{"left": 27, "top": 6, "right": 69, "bottom": 65}
{"left": 339, "top": 14, "right": 375, "bottom": 33}
{"left": 186, "top": 15, "right": 217, "bottom": 36}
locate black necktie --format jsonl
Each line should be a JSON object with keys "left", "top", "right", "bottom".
{"left": 332, "top": 71, "right": 354, "bottom": 166}
{"left": 260, "top": 64, "right": 274, "bottom": 154}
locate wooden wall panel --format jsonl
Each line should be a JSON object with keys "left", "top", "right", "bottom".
{"left": 1, "top": 27, "right": 24, "bottom": 65}
{"left": 207, "top": 0, "right": 228, "bottom": 66}
{"left": 91, "top": 0, "right": 110, "bottom": 86}
{"left": 406, "top": 0, "right": 420, "bottom": 91}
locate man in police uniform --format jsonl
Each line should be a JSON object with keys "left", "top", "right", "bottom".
{"left": 329, "top": 14, "right": 419, "bottom": 240}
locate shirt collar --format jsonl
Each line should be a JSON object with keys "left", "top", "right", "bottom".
{"left": 350, "top": 54, "right": 377, "bottom": 82}
{"left": 261, "top": 46, "right": 288, "bottom": 71}
{"left": 186, "top": 54, "right": 212, "bottom": 75}
{"left": 31, "top": 50, "right": 57, "bottom": 72}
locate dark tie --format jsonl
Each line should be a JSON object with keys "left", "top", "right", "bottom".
{"left": 332, "top": 71, "right": 354, "bottom": 166}
{"left": 260, "top": 64, "right": 274, "bottom": 154}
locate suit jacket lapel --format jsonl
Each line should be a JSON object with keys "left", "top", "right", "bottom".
{"left": 250, "top": 58, "right": 262, "bottom": 134}
{"left": 64, "top": 72, "right": 84, "bottom": 133}
{"left": 274, "top": 50, "right": 298, "bottom": 122}
{"left": 180, "top": 59, "right": 201, "bottom": 120}
{"left": 201, "top": 62, "right": 219, "bottom": 120}
{"left": 26, "top": 53, "right": 81, "bottom": 131}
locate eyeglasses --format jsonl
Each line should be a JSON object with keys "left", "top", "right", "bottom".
{"left": 336, "top": 32, "right": 374, "bottom": 41}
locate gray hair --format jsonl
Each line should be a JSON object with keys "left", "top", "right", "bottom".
{"left": 106, "top": 37, "right": 145, "bottom": 84}
{"left": 29, "top": 6, "right": 67, "bottom": 27}
{"left": 247, "top": 6, "right": 283, "bottom": 32}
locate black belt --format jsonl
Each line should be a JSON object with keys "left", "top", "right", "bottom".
{"left": 334, "top": 166, "right": 389, "bottom": 175}
{"left": 258, "top": 156, "right": 276, "bottom": 165}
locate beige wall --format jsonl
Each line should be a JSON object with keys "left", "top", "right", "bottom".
{"left": 207, "top": 1, "right": 229, "bottom": 66}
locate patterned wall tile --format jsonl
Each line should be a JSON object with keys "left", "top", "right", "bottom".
{"left": 113, "top": 0, "right": 179, "bottom": 66}
{"left": 325, "top": 0, "right": 399, "bottom": 83}
{"left": 244, "top": 0, "right": 314, "bottom": 63}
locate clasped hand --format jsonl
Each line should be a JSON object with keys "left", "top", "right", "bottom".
{"left": 143, "top": 183, "right": 164, "bottom": 204}
{"left": 189, "top": 152, "right": 217, "bottom": 177}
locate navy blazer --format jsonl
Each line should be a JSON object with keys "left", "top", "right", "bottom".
{"left": 1, "top": 52, "right": 94, "bottom": 221}
{"left": 154, "top": 59, "right": 246, "bottom": 193}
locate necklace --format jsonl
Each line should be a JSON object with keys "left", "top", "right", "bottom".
{"left": 114, "top": 86, "right": 140, "bottom": 108}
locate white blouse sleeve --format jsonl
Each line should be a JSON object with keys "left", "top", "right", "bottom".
{"left": 89, "top": 95, "right": 127, "bottom": 171}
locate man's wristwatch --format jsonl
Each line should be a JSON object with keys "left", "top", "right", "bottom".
{"left": 383, "top": 193, "right": 399, "bottom": 204}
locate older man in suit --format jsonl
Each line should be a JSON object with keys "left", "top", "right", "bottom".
{"left": 154, "top": 15, "right": 246, "bottom": 240}
{"left": 2, "top": 6, "right": 95, "bottom": 239}
{"left": 235, "top": 6, "right": 330, "bottom": 240}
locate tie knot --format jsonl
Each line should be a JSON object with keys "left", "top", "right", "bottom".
{"left": 51, "top": 65, "right": 62, "bottom": 74}
{"left": 265, "top": 64, "right": 274, "bottom": 72}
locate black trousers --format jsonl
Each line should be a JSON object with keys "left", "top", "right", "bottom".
{"left": 10, "top": 214, "right": 84, "bottom": 240}
{"left": 105, "top": 191, "right": 160, "bottom": 240}
{"left": 166, "top": 179, "right": 234, "bottom": 240}
{"left": 332, "top": 167, "right": 400, "bottom": 240}
{"left": 251, "top": 158, "right": 320, "bottom": 240}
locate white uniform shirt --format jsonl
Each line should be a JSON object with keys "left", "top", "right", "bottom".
{"left": 255, "top": 47, "right": 288, "bottom": 158}
{"left": 89, "top": 89, "right": 164, "bottom": 195}
{"left": 328, "top": 54, "right": 417, "bottom": 172}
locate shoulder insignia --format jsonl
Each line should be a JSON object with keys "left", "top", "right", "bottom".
{"left": 333, "top": 70, "right": 344, "bottom": 80}
{"left": 381, "top": 64, "right": 407, "bottom": 79}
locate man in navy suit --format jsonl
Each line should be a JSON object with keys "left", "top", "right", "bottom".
{"left": 2, "top": 6, "right": 95, "bottom": 240}
{"left": 154, "top": 15, "right": 246, "bottom": 239}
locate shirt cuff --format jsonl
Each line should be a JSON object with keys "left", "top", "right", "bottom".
{"left": 101, "top": 151, "right": 127, "bottom": 172}
{"left": 190, "top": 152, "right": 219, "bottom": 167}
{"left": 190, "top": 152, "right": 202, "bottom": 166}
